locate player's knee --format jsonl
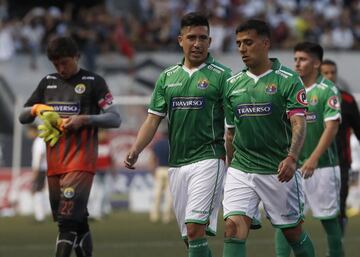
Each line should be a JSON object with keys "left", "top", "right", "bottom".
{"left": 186, "top": 223, "right": 206, "bottom": 240}
{"left": 281, "top": 224, "right": 302, "bottom": 243}
{"left": 224, "top": 218, "right": 237, "bottom": 238}
{"left": 74, "top": 231, "right": 93, "bottom": 257}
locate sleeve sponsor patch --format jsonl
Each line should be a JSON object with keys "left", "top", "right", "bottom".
{"left": 296, "top": 88, "right": 308, "bottom": 106}
{"left": 327, "top": 95, "right": 340, "bottom": 110}
{"left": 98, "top": 92, "right": 114, "bottom": 109}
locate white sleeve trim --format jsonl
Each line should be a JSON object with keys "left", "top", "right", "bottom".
{"left": 225, "top": 119, "right": 235, "bottom": 128}
{"left": 148, "top": 109, "right": 166, "bottom": 117}
{"left": 324, "top": 113, "right": 341, "bottom": 123}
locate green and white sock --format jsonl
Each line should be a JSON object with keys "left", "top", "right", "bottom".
{"left": 223, "top": 238, "right": 246, "bottom": 257}
{"left": 188, "top": 238, "right": 212, "bottom": 257}
{"left": 275, "top": 228, "right": 291, "bottom": 257}
{"left": 321, "top": 218, "right": 344, "bottom": 257}
{"left": 289, "top": 231, "right": 315, "bottom": 257}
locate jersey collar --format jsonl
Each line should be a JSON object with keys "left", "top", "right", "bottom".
{"left": 244, "top": 58, "right": 279, "bottom": 83}
{"left": 179, "top": 54, "right": 214, "bottom": 76}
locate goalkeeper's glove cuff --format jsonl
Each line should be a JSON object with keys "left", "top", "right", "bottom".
{"left": 31, "top": 104, "right": 54, "bottom": 117}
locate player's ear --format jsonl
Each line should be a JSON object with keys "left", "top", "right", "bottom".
{"left": 178, "top": 35, "right": 183, "bottom": 47}
{"left": 314, "top": 59, "right": 321, "bottom": 70}
{"left": 208, "top": 36, "right": 212, "bottom": 47}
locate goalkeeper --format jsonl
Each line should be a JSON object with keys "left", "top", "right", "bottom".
{"left": 19, "top": 36, "right": 121, "bottom": 257}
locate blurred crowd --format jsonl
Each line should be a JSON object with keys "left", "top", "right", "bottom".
{"left": 0, "top": 0, "right": 360, "bottom": 70}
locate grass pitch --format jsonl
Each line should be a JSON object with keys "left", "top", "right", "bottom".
{"left": 0, "top": 211, "right": 359, "bottom": 257}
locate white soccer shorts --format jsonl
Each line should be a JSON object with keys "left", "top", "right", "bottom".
{"left": 303, "top": 166, "right": 340, "bottom": 219}
{"left": 168, "top": 159, "right": 225, "bottom": 238}
{"left": 223, "top": 167, "right": 304, "bottom": 228}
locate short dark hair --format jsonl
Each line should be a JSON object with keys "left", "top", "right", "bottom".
{"left": 322, "top": 59, "right": 337, "bottom": 70}
{"left": 294, "top": 42, "right": 323, "bottom": 61}
{"left": 236, "top": 19, "right": 271, "bottom": 39}
{"left": 180, "top": 12, "right": 209, "bottom": 33}
{"left": 46, "top": 36, "right": 80, "bottom": 61}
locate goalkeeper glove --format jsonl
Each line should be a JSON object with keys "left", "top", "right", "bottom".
{"left": 38, "top": 111, "right": 65, "bottom": 147}
{"left": 38, "top": 122, "right": 62, "bottom": 147}
{"left": 31, "top": 104, "right": 54, "bottom": 116}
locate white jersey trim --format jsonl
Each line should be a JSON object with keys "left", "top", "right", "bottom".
{"left": 182, "top": 63, "right": 207, "bottom": 77}
{"left": 324, "top": 113, "right": 341, "bottom": 123}
{"left": 148, "top": 109, "right": 166, "bottom": 117}
{"left": 225, "top": 119, "right": 235, "bottom": 128}
{"left": 210, "top": 63, "right": 225, "bottom": 72}
{"left": 246, "top": 69, "right": 272, "bottom": 84}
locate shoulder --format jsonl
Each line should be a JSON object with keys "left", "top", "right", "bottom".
{"left": 79, "top": 69, "right": 106, "bottom": 83}
{"left": 162, "top": 64, "right": 181, "bottom": 77}
{"left": 273, "top": 64, "right": 299, "bottom": 81}
{"left": 318, "top": 78, "right": 338, "bottom": 94}
{"left": 227, "top": 71, "right": 244, "bottom": 84}
{"left": 340, "top": 90, "right": 355, "bottom": 103}
{"left": 207, "top": 60, "right": 232, "bottom": 75}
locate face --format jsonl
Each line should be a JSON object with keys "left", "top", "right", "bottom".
{"left": 235, "top": 29, "right": 270, "bottom": 68}
{"left": 294, "top": 51, "right": 320, "bottom": 79}
{"left": 178, "top": 26, "right": 211, "bottom": 68}
{"left": 320, "top": 64, "right": 337, "bottom": 83}
{"left": 51, "top": 56, "right": 79, "bottom": 79}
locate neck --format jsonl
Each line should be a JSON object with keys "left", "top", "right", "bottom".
{"left": 248, "top": 58, "right": 272, "bottom": 76}
{"left": 302, "top": 72, "right": 318, "bottom": 88}
{"left": 184, "top": 60, "right": 203, "bottom": 70}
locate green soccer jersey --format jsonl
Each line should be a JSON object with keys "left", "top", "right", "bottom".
{"left": 149, "top": 54, "right": 232, "bottom": 167}
{"left": 298, "top": 75, "right": 341, "bottom": 168}
{"left": 224, "top": 58, "right": 308, "bottom": 174}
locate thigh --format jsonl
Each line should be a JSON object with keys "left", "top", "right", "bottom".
{"left": 303, "top": 166, "right": 340, "bottom": 219}
{"left": 58, "top": 171, "right": 94, "bottom": 221}
{"left": 48, "top": 175, "right": 61, "bottom": 221}
{"left": 186, "top": 159, "right": 225, "bottom": 225}
{"left": 255, "top": 171, "right": 304, "bottom": 228}
{"left": 169, "top": 159, "right": 225, "bottom": 238}
{"left": 223, "top": 167, "right": 260, "bottom": 220}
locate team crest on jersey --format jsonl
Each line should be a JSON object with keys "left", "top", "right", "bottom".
{"left": 306, "top": 112, "right": 317, "bottom": 122}
{"left": 75, "top": 83, "right": 86, "bottom": 94}
{"left": 197, "top": 79, "right": 209, "bottom": 89}
{"left": 327, "top": 95, "right": 340, "bottom": 110}
{"left": 265, "top": 84, "right": 277, "bottom": 95}
{"left": 296, "top": 88, "right": 308, "bottom": 106}
{"left": 309, "top": 95, "right": 318, "bottom": 106}
{"left": 63, "top": 187, "right": 75, "bottom": 199}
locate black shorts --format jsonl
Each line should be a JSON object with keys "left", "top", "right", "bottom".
{"left": 32, "top": 171, "right": 46, "bottom": 192}
{"left": 48, "top": 171, "right": 94, "bottom": 222}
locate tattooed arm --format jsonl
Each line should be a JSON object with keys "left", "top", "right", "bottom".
{"left": 277, "top": 115, "right": 307, "bottom": 182}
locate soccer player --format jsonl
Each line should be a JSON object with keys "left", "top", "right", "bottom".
{"left": 275, "top": 42, "right": 343, "bottom": 257}
{"left": 19, "top": 36, "right": 121, "bottom": 257}
{"left": 124, "top": 12, "right": 231, "bottom": 257}
{"left": 321, "top": 59, "right": 360, "bottom": 234}
{"left": 223, "top": 20, "right": 315, "bottom": 257}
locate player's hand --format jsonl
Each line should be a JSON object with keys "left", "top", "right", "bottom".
{"left": 277, "top": 156, "right": 297, "bottom": 182}
{"left": 124, "top": 150, "right": 139, "bottom": 170}
{"left": 62, "top": 115, "right": 88, "bottom": 130}
{"left": 300, "top": 157, "right": 318, "bottom": 179}
{"left": 31, "top": 104, "right": 54, "bottom": 116}
{"left": 38, "top": 121, "right": 62, "bottom": 147}
{"left": 39, "top": 111, "right": 64, "bottom": 130}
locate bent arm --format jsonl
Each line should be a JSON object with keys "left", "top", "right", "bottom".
{"left": 308, "top": 119, "right": 339, "bottom": 162}
{"left": 288, "top": 114, "right": 307, "bottom": 160}
{"left": 19, "top": 107, "right": 35, "bottom": 124}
